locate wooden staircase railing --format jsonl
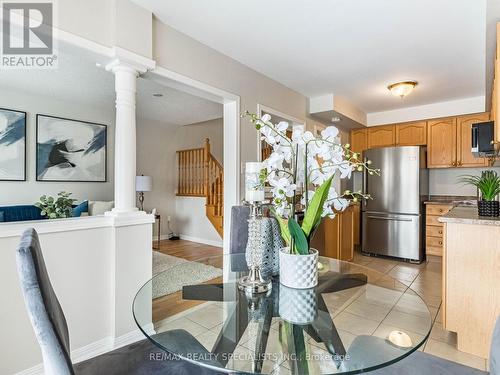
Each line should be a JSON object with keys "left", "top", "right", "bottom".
{"left": 176, "top": 139, "right": 223, "bottom": 237}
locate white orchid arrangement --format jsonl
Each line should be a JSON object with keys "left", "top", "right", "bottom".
{"left": 244, "top": 111, "right": 380, "bottom": 255}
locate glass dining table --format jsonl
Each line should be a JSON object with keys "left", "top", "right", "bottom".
{"left": 133, "top": 253, "right": 432, "bottom": 374}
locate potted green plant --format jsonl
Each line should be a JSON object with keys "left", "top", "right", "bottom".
{"left": 35, "top": 191, "right": 77, "bottom": 219}
{"left": 458, "top": 170, "right": 500, "bottom": 217}
{"left": 244, "top": 112, "right": 379, "bottom": 289}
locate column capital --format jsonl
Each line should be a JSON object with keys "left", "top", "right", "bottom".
{"left": 105, "top": 46, "right": 156, "bottom": 75}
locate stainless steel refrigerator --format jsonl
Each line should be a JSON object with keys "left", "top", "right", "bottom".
{"left": 361, "top": 146, "right": 428, "bottom": 262}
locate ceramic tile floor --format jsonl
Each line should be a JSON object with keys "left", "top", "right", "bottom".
{"left": 351, "top": 251, "right": 487, "bottom": 371}
{"left": 154, "top": 253, "right": 487, "bottom": 373}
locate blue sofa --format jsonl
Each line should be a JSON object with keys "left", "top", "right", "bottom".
{"left": 0, "top": 201, "right": 88, "bottom": 222}
{"left": 0, "top": 205, "right": 44, "bottom": 222}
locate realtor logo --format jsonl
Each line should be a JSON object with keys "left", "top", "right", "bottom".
{"left": 1, "top": 1, "right": 57, "bottom": 68}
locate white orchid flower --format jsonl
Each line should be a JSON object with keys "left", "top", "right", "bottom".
{"left": 261, "top": 114, "right": 271, "bottom": 123}
{"left": 269, "top": 177, "right": 296, "bottom": 198}
{"left": 333, "top": 198, "right": 349, "bottom": 211}
{"left": 264, "top": 152, "right": 284, "bottom": 172}
{"left": 321, "top": 126, "right": 339, "bottom": 141}
{"left": 276, "top": 121, "right": 289, "bottom": 133}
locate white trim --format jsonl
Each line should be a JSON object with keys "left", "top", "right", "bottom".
{"left": 13, "top": 327, "right": 155, "bottom": 375}
{"left": 367, "top": 96, "right": 486, "bottom": 126}
{"left": 146, "top": 66, "right": 241, "bottom": 256}
{"left": 0, "top": 214, "right": 155, "bottom": 239}
{"left": 178, "top": 234, "right": 223, "bottom": 248}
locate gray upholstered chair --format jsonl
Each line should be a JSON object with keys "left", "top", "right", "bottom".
{"left": 16, "top": 228, "right": 220, "bottom": 375}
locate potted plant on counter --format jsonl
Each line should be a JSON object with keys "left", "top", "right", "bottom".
{"left": 244, "top": 111, "right": 379, "bottom": 289}
{"left": 459, "top": 170, "right": 500, "bottom": 217}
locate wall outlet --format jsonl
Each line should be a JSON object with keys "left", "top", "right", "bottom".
{"left": 167, "top": 216, "right": 171, "bottom": 222}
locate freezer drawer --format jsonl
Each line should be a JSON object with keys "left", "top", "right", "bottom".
{"left": 362, "top": 212, "right": 423, "bottom": 261}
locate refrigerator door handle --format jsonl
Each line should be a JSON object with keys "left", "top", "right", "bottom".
{"left": 362, "top": 156, "right": 368, "bottom": 207}
{"left": 366, "top": 215, "right": 413, "bottom": 222}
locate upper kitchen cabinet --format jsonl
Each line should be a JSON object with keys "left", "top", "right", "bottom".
{"left": 350, "top": 128, "right": 367, "bottom": 155}
{"left": 456, "top": 113, "right": 489, "bottom": 168}
{"left": 396, "top": 121, "right": 427, "bottom": 146}
{"left": 427, "top": 117, "right": 457, "bottom": 168}
{"left": 367, "top": 125, "right": 395, "bottom": 148}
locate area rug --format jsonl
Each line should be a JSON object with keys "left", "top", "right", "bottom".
{"left": 152, "top": 251, "right": 223, "bottom": 299}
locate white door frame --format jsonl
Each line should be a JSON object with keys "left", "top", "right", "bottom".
{"left": 142, "top": 67, "right": 240, "bottom": 255}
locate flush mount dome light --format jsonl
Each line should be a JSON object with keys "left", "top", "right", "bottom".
{"left": 387, "top": 81, "right": 418, "bottom": 98}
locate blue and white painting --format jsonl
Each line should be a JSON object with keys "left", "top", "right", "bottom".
{"left": 0, "top": 108, "right": 26, "bottom": 181}
{"left": 36, "top": 115, "right": 107, "bottom": 182}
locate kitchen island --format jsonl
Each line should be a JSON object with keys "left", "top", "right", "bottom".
{"left": 439, "top": 206, "right": 500, "bottom": 358}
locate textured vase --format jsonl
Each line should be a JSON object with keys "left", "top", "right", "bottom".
{"left": 279, "top": 248, "right": 318, "bottom": 289}
{"left": 279, "top": 284, "right": 317, "bottom": 324}
{"left": 478, "top": 200, "right": 499, "bottom": 217}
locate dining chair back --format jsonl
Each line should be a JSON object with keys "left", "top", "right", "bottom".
{"left": 16, "top": 228, "right": 74, "bottom": 375}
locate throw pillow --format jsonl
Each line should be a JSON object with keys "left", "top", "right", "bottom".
{"left": 73, "top": 201, "right": 89, "bottom": 217}
{"left": 88, "top": 201, "right": 114, "bottom": 216}
{"left": 0, "top": 211, "right": 4, "bottom": 222}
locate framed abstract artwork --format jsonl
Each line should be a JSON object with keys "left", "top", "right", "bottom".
{"left": 36, "top": 114, "right": 107, "bottom": 182}
{"left": 0, "top": 108, "right": 26, "bottom": 181}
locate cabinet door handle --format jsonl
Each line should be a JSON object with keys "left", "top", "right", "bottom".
{"left": 439, "top": 241, "right": 443, "bottom": 245}
{"left": 439, "top": 209, "right": 443, "bottom": 213}
{"left": 438, "top": 230, "right": 443, "bottom": 234}
{"left": 457, "top": 161, "right": 462, "bottom": 166}
{"left": 451, "top": 161, "right": 457, "bottom": 167}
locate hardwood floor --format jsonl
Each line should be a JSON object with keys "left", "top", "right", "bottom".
{"left": 154, "top": 239, "right": 222, "bottom": 261}
{"left": 152, "top": 239, "right": 223, "bottom": 321}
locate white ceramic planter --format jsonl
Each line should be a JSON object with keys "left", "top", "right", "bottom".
{"left": 279, "top": 247, "right": 318, "bottom": 289}
{"left": 279, "top": 284, "right": 317, "bottom": 324}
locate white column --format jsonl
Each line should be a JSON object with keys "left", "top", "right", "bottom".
{"left": 107, "top": 63, "right": 140, "bottom": 214}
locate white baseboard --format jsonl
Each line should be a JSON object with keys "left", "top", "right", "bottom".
{"left": 179, "top": 234, "right": 223, "bottom": 247}
{"left": 154, "top": 233, "right": 222, "bottom": 248}
{"left": 14, "top": 326, "right": 155, "bottom": 375}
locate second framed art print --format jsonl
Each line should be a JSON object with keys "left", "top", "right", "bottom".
{"left": 36, "top": 114, "right": 107, "bottom": 182}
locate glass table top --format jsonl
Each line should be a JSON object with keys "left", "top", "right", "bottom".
{"left": 133, "top": 253, "right": 432, "bottom": 374}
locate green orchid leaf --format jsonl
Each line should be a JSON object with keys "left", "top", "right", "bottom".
{"left": 270, "top": 207, "right": 291, "bottom": 245}
{"left": 302, "top": 176, "right": 333, "bottom": 238}
{"left": 288, "top": 217, "right": 309, "bottom": 255}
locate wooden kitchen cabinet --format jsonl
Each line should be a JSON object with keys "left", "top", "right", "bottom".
{"left": 350, "top": 128, "right": 367, "bottom": 155}
{"left": 367, "top": 125, "right": 396, "bottom": 148}
{"left": 396, "top": 121, "right": 427, "bottom": 146}
{"left": 456, "top": 113, "right": 489, "bottom": 168}
{"left": 425, "top": 204, "right": 453, "bottom": 256}
{"left": 427, "top": 118, "right": 457, "bottom": 168}
{"left": 311, "top": 206, "right": 355, "bottom": 261}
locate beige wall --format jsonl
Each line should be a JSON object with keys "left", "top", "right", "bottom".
{"left": 152, "top": 21, "right": 330, "bottom": 192}
{"left": 136, "top": 117, "right": 223, "bottom": 239}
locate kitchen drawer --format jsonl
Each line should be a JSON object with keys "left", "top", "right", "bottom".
{"left": 426, "top": 245, "right": 443, "bottom": 256}
{"left": 426, "top": 225, "right": 444, "bottom": 237}
{"left": 427, "top": 236, "right": 444, "bottom": 247}
{"left": 426, "top": 215, "right": 443, "bottom": 226}
{"left": 426, "top": 204, "right": 453, "bottom": 216}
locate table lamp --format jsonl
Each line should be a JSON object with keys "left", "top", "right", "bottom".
{"left": 136, "top": 175, "right": 153, "bottom": 211}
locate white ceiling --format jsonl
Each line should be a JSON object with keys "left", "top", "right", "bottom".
{"left": 134, "top": 0, "right": 492, "bottom": 114}
{"left": 0, "top": 42, "right": 222, "bottom": 126}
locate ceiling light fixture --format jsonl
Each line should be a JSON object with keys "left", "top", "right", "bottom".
{"left": 153, "top": 93, "right": 163, "bottom": 97}
{"left": 387, "top": 81, "right": 418, "bottom": 98}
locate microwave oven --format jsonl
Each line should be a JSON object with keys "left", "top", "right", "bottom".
{"left": 471, "top": 121, "right": 495, "bottom": 157}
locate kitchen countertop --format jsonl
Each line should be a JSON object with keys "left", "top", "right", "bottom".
{"left": 424, "top": 195, "right": 477, "bottom": 206}
{"left": 439, "top": 206, "right": 500, "bottom": 226}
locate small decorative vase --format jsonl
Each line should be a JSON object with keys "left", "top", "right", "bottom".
{"left": 279, "top": 284, "right": 317, "bottom": 324}
{"left": 279, "top": 248, "right": 318, "bottom": 289}
{"left": 478, "top": 200, "right": 499, "bottom": 217}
